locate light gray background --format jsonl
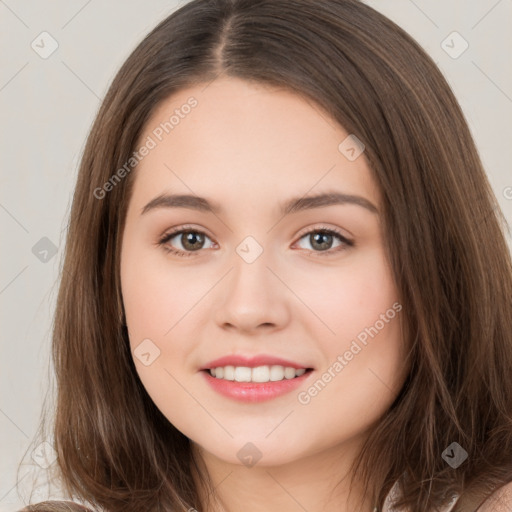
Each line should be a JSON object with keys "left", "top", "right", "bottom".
{"left": 1, "top": 1, "right": 511, "bottom": 510}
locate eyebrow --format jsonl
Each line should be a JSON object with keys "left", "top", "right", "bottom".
{"left": 140, "top": 191, "right": 378, "bottom": 216}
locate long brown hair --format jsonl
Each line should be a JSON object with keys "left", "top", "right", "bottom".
{"left": 17, "top": 0, "right": 512, "bottom": 510}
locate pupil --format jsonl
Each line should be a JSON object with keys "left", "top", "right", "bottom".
{"left": 183, "top": 232, "right": 204, "bottom": 251}
{"left": 312, "top": 232, "right": 332, "bottom": 251}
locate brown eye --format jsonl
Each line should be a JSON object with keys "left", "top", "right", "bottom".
{"left": 179, "top": 231, "right": 206, "bottom": 251}
{"left": 159, "top": 228, "right": 216, "bottom": 256}
{"left": 294, "top": 228, "right": 353, "bottom": 255}
{"left": 309, "top": 232, "right": 334, "bottom": 251}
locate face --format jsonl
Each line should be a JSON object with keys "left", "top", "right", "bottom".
{"left": 120, "top": 77, "right": 407, "bottom": 468}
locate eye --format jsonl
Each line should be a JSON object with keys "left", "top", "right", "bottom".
{"left": 157, "top": 226, "right": 216, "bottom": 257}
{"left": 293, "top": 227, "right": 354, "bottom": 255}
{"left": 157, "top": 225, "right": 353, "bottom": 258}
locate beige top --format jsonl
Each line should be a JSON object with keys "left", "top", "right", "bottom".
{"left": 379, "top": 480, "right": 457, "bottom": 512}
{"left": 379, "top": 479, "right": 512, "bottom": 512}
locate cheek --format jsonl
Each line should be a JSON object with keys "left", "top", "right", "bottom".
{"left": 292, "top": 248, "right": 405, "bottom": 414}
{"left": 120, "top": 245, "right": 202, "bottom": 433}
{"left": 121, "top": 241, "right": 208, "bottom": 344}
{"left": 120, "top": 242, "right": 211, "bottom": 402}
{"left": 291, "top": 247, "right": 399, "bottom": 342}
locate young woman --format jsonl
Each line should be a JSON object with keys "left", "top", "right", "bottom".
{"left": 18, "top": 0, "right": 512, "bottom": 511}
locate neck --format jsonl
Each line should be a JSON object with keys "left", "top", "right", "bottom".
{"left": 190, "top": 435, "right": 377, "bottom": 512}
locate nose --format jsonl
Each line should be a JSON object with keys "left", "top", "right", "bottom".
{"left": 214, "top": 250, "right": 291, "bottom": 334}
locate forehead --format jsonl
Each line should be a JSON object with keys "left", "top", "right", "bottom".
{"left": 130, "top": 77, "right": 379, "bottom": 212}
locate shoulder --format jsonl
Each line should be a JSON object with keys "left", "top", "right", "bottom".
{"left": 381, "top": 478, "right": 512, "bottom": 512}
{"left": 478, "top": 480, "right": 512, "bottom": 511}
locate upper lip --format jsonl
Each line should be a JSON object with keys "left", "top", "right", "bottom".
{"left": 200, "top": 354, "right": 313, "bottom": 370}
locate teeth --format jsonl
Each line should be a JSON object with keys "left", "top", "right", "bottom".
{"left": 252, "top": 366, "right": 270, "bottom": 382}
{"left": 284, "top": 367, "right": 296, "bottom": 379}
{"left": 223, "top": 365, "right": 235, "bottom": 380}
{"left": 234, "top": 366, "right": 252, "bottom": 382}
{"left": 208, "top": 365, "right": 308, "bottom": 382}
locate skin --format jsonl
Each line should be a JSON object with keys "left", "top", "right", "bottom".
{"left": 120, "top": 77, "right": 409, "bottom": 512}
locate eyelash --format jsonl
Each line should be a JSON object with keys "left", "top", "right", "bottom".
{"left": 157, "top": 224, "right": 354, "bottom": 258}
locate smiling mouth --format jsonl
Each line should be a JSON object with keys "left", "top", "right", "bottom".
{"left": 203, "top": 365, "right": 314, "bottom": 383}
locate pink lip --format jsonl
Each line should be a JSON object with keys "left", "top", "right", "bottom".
{"left": 201, "top": 368, "right": 314, "bottom": 403}
{"left": 200, "top": 354, "right": 312, "bottom": 370}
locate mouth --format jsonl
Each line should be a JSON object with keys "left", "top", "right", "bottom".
{"left": 202, "top": 365, "right": 314, "bottom": 383}
{"left": 200, "top": 359, "right": 315, "bottom": 403}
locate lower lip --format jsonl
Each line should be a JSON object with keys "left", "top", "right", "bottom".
{"left": 201, "top": 369, "right": 313, "bottom": 403}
